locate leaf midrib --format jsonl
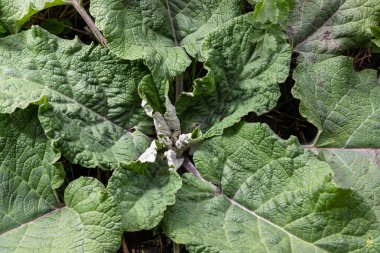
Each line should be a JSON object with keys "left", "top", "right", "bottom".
{"left": 225, "top": 196, "right": 328, "bottom": 252}
{"left": 1, "top": 74, "right": 130, "bottom": 134}
{"left": 190, "top": 168, "right": 328, "bottom": 251}
{"left": 163, "top": 0, "right": 179, "bottom": 46}
{"left": 0, "top": 207, "right": 65, "bottom": 236}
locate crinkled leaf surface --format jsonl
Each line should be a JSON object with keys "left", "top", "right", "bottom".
{"left": 248, "top": 0, "right": 292, "bottom": 57}
{"left": 0, "top": 106, "right": 63, "bottom": 234}
{"left": 251, "top": 0, "right": 291, "bottom": 25}
{"left": 138, "top": 74, "right": 168, "bottom": 115}
{"left": 293, "top": 56, "right": 380, "bottom": 148}
{"left": 107, "top": 162, "right": 182, "bottom": 231}
{"left": 0, "top": 177, "right": 122, "bottom": 253}
{"left": 163, "top": 123, "right": 380, "bottom": 252}
{"left": 316, "top": 149, "right": 380, "bottom": 223}
{"left": 0, "top": 0, "right": 67, "bottom": 33}
{"left": 293, "top": 55, "right": 380, "bottom": 224}
{"left": 176, "top": 14, "right": 291, "bottom": 138}
{"left": 287, "top": 0, "right": 380, "bottom": 61}
{"left": 89, "top": 0, "right": 242, "bottom": 78}
{"left": 0, "top": 27, "right": 151, "bottom": 170}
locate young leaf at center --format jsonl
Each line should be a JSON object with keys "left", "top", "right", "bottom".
{"left": 176, "top": 14, "right": 291, "bottom": 138}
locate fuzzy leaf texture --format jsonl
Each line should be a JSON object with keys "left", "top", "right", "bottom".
{"left": 0, "top": 0, "right": 68, "bottom": 33}
{"left": 250, "top": 0, "right": 292, "bottom": 56}
{"left": 89, "top": 0, "right": 243, "bottom": 78}
{"left": 0, "top": 107, "right": 63, "bottom": 235}
{"left": 292, "top": 56, "right": 380, "bottom": 224}
{"left": 163, "top": 123, "right": 380, "bottom": 252}
{"left": 0, "top": 177, "right": 122, "bottom": 253}
{"left": 318, "top": 150, "right": 380, "bottom": 223}
{"left": 293, "top": 56, "right": 380, "bottom": 148}
{"left": 107, "top": 161, "right": 182, "bottom": 231}
{"left": 288, "top": 0, "right": 380, "bottom": 61}
{"left": 0, "top": 27, "right": 151, "bottom": 170}
{"left": 176, "top": 14, "right": 291, "bottom": 138}
{"left": 0, "top": 108, "right": 121, "bottom": 252}
{"left": 251, "top": 0, "right": 291, "bottom": 25}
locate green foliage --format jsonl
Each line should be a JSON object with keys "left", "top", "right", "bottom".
{"left": 288, "top": 0, "right": 380, "bottom": 61}
{"left": 250, "top": 0, "right": 293, "bottom": 56}
{"left": 163, "top": 123, "right": 379, "bottom": 252}
{"left": 0, "top": 177, "right": 122, "bottom": 252}
{"left": 0, "top": 0, "right": 379, "bottom": 252}
{"left": 0, "top": 0, "right": 68, "bottom": 33}
{"left": 0, "top": 27, "right": 152, "bottom": 169}
{"left": 0, "top": 107, "right": 63, "bottom": 234}
{"left": 293, "top": 56, "right": 380, "bottom": 147}
{"left": 371, "top": 26, "right": 380, "bottom": 52}
{"left": 107, "top": 161, "right": 182, "bottom": 231}
{"left": 176, "top": 14, "right": 291, "bottom": 137}
{"left": 89, "top": 0, "right": 243, "bottom": 79}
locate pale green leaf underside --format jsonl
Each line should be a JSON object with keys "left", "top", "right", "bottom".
{"left": 163, "top": 123, "right": 380, "bottom": 252}
{"left": 176, "top": 14, "right": 291, "bottom": 138}
{"left": 0, "top": 177, "right": 122, "bottom": 253}
{"left": 138, "top": 74, "right": 168, "bottom": 114}
{"left": 0, "top": 27, "right": 152, "bottom": 170}
{"left": 89, "top": 0, "right": 242, "bottom": 78}
{"left": 287, "top": 0, "right": 380, "bottom": 61}
{"left": 0, "top": 107, "right": 62, "bottom": 234}
{"left": 0, "top": 0, "right": 67, "bottom": 33}
{"left": 293, "top": 56, "right": 380, "bottom": 148}
{"left": 107, "top": 162, "right": 182, "bottom": 231}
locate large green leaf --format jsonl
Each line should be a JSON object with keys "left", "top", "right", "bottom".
{"left": 293, "top": 55, "right": 380, "bottom": 225}
{"left": 0, "top": 0, "right": 67, "bottom": 33}
{"left": 317, "top": 149, "right": 380, "bottom": 223}
{"left": 0, "top": 177, "right": 122, "bottom": 253}
{"left": 293, "top": 56, "right": 380, "bottom": 148}
{"left": 0, "top": 106, "right": 63, "bottom": 234}
{"left": 288, "top": 0, "right": 380, "bottom": 60}
{"left": 107, "top": 162, "right": 182, "bottom": 231}
{"left": 163, "top": 123, "right": 380, "bottom": 252}
{"left": 176, "top": 14, "right": 291, "bottom": 138}
{"left": 0, "top": 27, "right": 151, "bottom": 170}
{"left": 0, "top": 108, "right": 120, "bottom": 251}
{"left": 89, "top": 0, "right": 243, "bottom": 78}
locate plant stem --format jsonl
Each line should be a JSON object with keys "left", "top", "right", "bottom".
{"left": 173, "top": 242, "right": 181, "bottom": 253}
{"left": 53, "top": 189, "right": 63, "bottom": 206}
{"left": 69, "top": 0, "right": 108, "bottom": 48}
{"left": 182, "top": 156, "right": 220, "bottom": 193}
{"left": 175, "top": 74, "right": 184, "bottom": 101}
{"left": 121, "top": 236, "right": 130, "bottom": 253}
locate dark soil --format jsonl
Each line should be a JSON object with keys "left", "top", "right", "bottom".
{"left": 244, "top": 76, "right": 318, "bottom": 145}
